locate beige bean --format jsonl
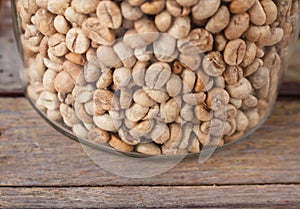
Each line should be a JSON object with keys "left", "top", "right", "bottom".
{"left": 33, "top": 9, "right": 56, "bottom": 36}
{"left": 129, "top": 120, "right": 154, "bottom": 138}
{"left": 166, "top": 74, "right": 182, "bottom": 97}
{"left": 73, "top": 84, "right": 95, "bottom": 103}
{"left": 229, "top": 0, "right": 256, "bottom": 14}
{"left": 66, "top": 28, "right": 90, "bottom": 54}
{"left": 113, "top": 67, "right": 132, "bottom": 89}
{"left": 248, "top": 0, "right": 267, "bottom": 26}
{"left": 166, "top": 0, "right": 190, "bottom": 17}
{"left": 97, "top": 45, "right": 121, "bottom": 68}
{"left": 71, "top": 0, "right": 99, "bottom": 14}
{"left": 87, "top": 128, "right": 110, "bottom": 144}
{"left": 160, "top": 97, "right": 181, "bottom": 123}
{"left": 223, "top": 66, "right": 243, "bottom": 85}
{"left": 225, "top": 13, "right": 250, "bottom": 40}
{"left": 94, "top": 113, "right": 120, "bottom": 132}
{"left": 180, "top": 104, "right": 195, "bottom": 122}
{"left": 192, "top": 0, "right": 220, "bottom": 20}
{"left": 206, "top": 87, "right": 230, "bottom": 111}
{"left": 121, "top": 1, "right": 143, "bottom": 21}
{"left": 141, "top": 0, "right": 165, "bottom": 15}
{"left": 246, "top": 26, "right": 284, "bottom": 46}
{"left": 113, "top": 41, "right": 136, "bottom": 68}
{"left": 183, "top": 92, "right": 206, "bottom": 106}
{"left": 48, "top": 0, "right": 71, "bottom": 15}
{"left": 133, "top": 89, "right": 156, "bottom": 107}
{"left": 155, "top": 10, "right": 172, "bottom": 32}
{"left": 94, "top": 89, "right": 114, "bottom": 111}
{"left": 145, "top": 62, "right": 171, "bottom": 89}
{"left": 195, "top": 104, "right": 213, "bottom": 122}
{"left": 168, "top": 16, "right": 191, "bottom": 39}
{"left": 248, "top": 67, "right": 270, "bottom": 89}
{"left": 150, "top": 122, "right": 170, "bottom": 144}
{"left": 241, "top": 41, "right": 257, "bottom": 67}
{"left": 64, "top": 7, "right": 87, "bottom": 27}
{"left": 144, "top": 89, "right": 170, "bottom": 104}
{"left": 178, "top": 28, "right": 213, "bottom": 54}
{"left": 82, "top": 17, "right": 116, "bottom": 46}
{"left": 162, "top": 123, "right": 183, "bottom": 154}
{"left": 74, "top": 101, "right": 93, "bottom": 124}
{"left": 202, "top": 51, "right": 226, "bottom": 77}
{"left": 224, "top": 39, "right": 247, "bottom": 66}
{"left": 134, "top": 17, "right": 159, "bottom": 43}
{"left": 54, "top": 71, "right": 75, "bottom": 94}
{"left": 125, "top": 103, "right": 149, "bottom": 122}
{"left": 226, "top": 78, "right": 252, "bottom": 100}
{"left": 206, "top": 6, "right": 230, "bottom": 34}
{"left": 244, "top": 108, "right": 260, "bottom": 129}
{"left": 60, "top": 103, "right": 80, "bottom": 127}
{"left": 261, "top": 0, "right": 278, "bottom": 25}
{"left": 109, "top": 135, "right": 134, "bottom": 152}
{"left": 96, "top": 1, "right": 122, "bottom": 29}
{"left": 182, "top": 69, "right": 196, "bottom": 94}
{"left": 136, "top": 143, "right": 162, "bottom": 155}
{"left": 43, "top": 69, "right": 57, "bottom": 92}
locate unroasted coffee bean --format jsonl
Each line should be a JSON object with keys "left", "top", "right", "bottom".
{"left": 166, "top": 74, "right": 182, "bottom": 97}
{"left": 168, "top": 16, "right": 191, "bottom": 39}
{"left": 87, "top": 128, "right": 110, "bottom": 144}
{"left": 136, "top": 143, "right": 161, "bottom": 155}
{"left": 66, "top": 28, "right": 90, "bottom": 54}
{"left": 166, "top": 0, "right": 190, "bottom": 17}
{"left": 205, "top": 6, "right": 230, "bottom": 34}
{"left": 109, "top": 135, "right": 134, "bottom": 152}
{"left": 155, "top": 10, "right": 172, "bottom": 32}
{"left": 141, "top": 0, "right": 165, "bottom": 15}
{"left": 223, "top": 66, "right": 243, "bottom": 85}
{"left": 246, "top": 26, "right": 284, "bottom": 46}
{"left": 82, "top": 17, "right": 116, "bottom": 46}
{"left": 224, "top": 12, "right": 250, "bottom": 40}
{"left": 248, "top": 0, "right": 267, "bottom": 26}
{"left": 160, "top": 97, "right": 181, "bottom": 123}
{"left": 230, "top": 0, "right": 256, "bottom": 14}
{"left": 206, "top": 87, "right": 230, "bottom": 111}
{"left": 96, "top": 1, "right": 122, "bottom": 29}
{"left": 202, "top": 51, "right": 226, "bottom": 77}
{"left": 224, "top": 39, "right": 247, "bottom": 66}
{"left": 178, "top": 28, "right": 213, "bottom": 54}
{"left": 145, "top": 62, "right": 171, "bottom": 89}
{"left": 71, "top": 0, "right": 99, "bottom": 14}
{"left": 192, "top": 0, "right": 221, "bottom": 20}
{"left": 94, "top": 89, "right": 114, "bottom": 111}
{"left": 226, "top": 78, "right": 252, "bottom": 100}
{"left": 248, "top": 67, "right": 270, "bottom": 89}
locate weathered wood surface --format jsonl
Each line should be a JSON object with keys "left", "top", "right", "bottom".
{"left": 0, "top": 98, "right": 299, "bottom": 187}
{"left": 1, "top": 185, "right": 299, "bottom": 208}
{"left": 1, "top": 1, "right": 300, "bottom": 208}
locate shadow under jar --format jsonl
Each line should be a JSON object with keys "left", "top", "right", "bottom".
{"left": 11, "top": 0, "right": 300, "bottom": 156}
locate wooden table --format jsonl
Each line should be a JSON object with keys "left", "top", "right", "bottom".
{"left": 0, "top": 3, "right": 300, "bottom": 208}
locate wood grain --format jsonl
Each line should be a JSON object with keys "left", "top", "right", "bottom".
{"left": 0, "top": 97, "right": 299, "bottom": 186}
{"left": 0, "top": 185, "right": 299, "bottom": 208}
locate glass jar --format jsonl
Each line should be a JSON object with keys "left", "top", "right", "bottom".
{"left": 11, "top": 0, "right": 300, "bottom": 156}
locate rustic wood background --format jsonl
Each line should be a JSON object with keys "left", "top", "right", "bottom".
{"left": 0, "top": 1, "right": 300, "bottom": 208}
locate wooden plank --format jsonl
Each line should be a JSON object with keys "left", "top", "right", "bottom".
{"left": 0, "top": 97, "right": 299, "bottom": 186}
{"left": 0, "top": 185, "right": 299, "bottom": 208}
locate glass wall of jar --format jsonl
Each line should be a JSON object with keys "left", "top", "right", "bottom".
{"left": 11, "top": 0, "right": 300, "bottom": 156}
